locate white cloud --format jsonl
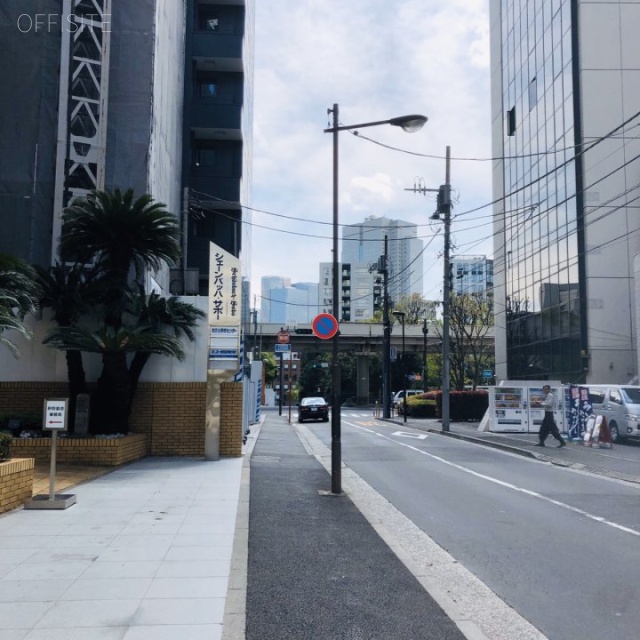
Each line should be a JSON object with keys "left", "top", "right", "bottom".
{"left": 250, "top": 0, "right": 493, "bottom": 311}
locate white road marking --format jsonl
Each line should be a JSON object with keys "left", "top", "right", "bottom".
{"left": 392, "top": 431, "right": 428, "bottom": 440}
{"left": 298, "top": 422, "right": 547, "bottom": 640}
{"left": 344, "top": 421, "right": 640, "bottom": 538}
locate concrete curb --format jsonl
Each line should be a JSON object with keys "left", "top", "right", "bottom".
{"left": 294, "top": 422, "right": 548, "bottom": 640}
{"left": 222, "top": 417, "right": 264, "bottom": 640}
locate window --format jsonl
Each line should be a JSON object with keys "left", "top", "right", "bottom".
{"left": 198, "top": 80, "right": 217, "bottom": 98}
{"left": 507, "top": 106, "right": 516, "bottom": 136}
{"left": 610, "top": 389, "right": 622, "bottom": 405}
{"left": 198, "top": 6, "right": 219, "bottom": 31}
{"left": 194, "top": 147, "right": 216, "bottom": 167}
{"left": 528, "top": 77, "right": 538, "bottom": 111}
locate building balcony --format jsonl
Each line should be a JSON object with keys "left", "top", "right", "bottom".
{"left": 188, "top": 175, "right": 241, "bottom": 204}
{"left": 192, "top": 33, "right": 243, "bottom": 69}
{"left": 190, "top": 102, "right": 242, "bottom": 135}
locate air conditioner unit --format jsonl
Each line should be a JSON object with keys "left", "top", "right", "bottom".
{"left": 169, "top": 268, "right": 200, "bottom": 295}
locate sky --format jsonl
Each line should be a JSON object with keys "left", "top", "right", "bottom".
{"left": 250, "top": 0, "right": 494, "bottom": 311}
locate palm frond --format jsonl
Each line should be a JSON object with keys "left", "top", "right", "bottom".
{"left": 44, "top": 324, "right": 185, "bottom": 360}
{"left": 60, "top": 189, "right": 182, "bottom": 280}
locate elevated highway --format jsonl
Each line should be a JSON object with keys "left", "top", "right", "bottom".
{"left": 249, "top": 322, "right": 494, "bottom": 355}
{"left": 249, "top": 322, "right": 494, "bottom": 405}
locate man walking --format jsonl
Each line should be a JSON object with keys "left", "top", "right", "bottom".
{"left": 535, "top": 385, "right": 566, "bottom": 448}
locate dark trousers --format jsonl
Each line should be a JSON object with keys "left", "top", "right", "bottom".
{"left": 539, "top": 412, "right": 564, "bottom": 444}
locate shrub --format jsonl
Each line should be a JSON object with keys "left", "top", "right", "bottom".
{"left": 0, "top": 411, "right": 42, "bottom": 433}
{"left": 405, "top": 397, "right": 437, "bottom": 418}
{"left": 0, "top": 433, "right": 12, "bottom": 460}
{"left": 420, "top": 390, "right": 489, "bottom": 421}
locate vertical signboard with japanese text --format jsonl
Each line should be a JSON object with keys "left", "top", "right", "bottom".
{"left": 208, "top": 244, "right": 241, "bottom": 371}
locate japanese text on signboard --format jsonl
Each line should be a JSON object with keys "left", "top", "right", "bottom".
{"left": 211, "top": 252, "right": 239, "bottom": 321}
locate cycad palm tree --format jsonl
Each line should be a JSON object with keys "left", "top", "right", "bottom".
{"left": 45, "top": 324, "right": 184, "bottom": 432}
{"left": 60, "top": 188, "right": 182, "bottom": 328}
{"left": 0, "top": 253, "right": 41, "bottom": 357}
{"left": 43, "top": 188, "right": 195, "bottom": 433}
{"left": 126, "top": 288, "right": 206, "bottom": 399}
{"left": 34, "top": 263, "right": 102, "bottom": 429}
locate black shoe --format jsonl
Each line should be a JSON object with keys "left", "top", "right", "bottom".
{"left": 557, "top": 442, "right": 566, "bottom": 448}
{"left": 534, "top": 442, "right": 545, "bottom": 447}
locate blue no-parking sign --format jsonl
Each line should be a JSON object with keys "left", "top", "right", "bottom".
{"left": 312, "top": 313, "right": 339, "bottom": 340}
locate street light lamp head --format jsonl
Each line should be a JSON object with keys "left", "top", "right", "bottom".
{"left": 389, "top": 114, "right": 428, "bottom": 133}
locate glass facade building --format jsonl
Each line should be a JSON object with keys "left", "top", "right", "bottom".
{"left": 452, "top": 256, "right": 494, "bottom": 299}
{"left": 491, "top": 0, "right": 640, "bottom": 384}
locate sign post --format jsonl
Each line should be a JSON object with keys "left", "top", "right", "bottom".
{"left": 25, "top": 398, "right": 77, "bottom": 510}
{"left": 205, "top": 243, "right": 242, "bottom": 461}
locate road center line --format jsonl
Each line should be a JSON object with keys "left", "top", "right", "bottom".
{"left": 344, "top": 421, "right": 640, "bottom": 538}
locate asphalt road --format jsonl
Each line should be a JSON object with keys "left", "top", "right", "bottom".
{"left": 306, "top": 410, "right": 640, "bottom": 640}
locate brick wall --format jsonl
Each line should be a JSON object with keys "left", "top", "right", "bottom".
{"left": 0, "top": 382, "right": 68, "bottom": 420}
{"left": 0, "top": 459, "right": 34, "bottom": 514}
{"left": 11, "top": 434, "right": 148, "bottom": 466}
{"left": 130, "top": 383, "right": 206, "bottom": 456}
{"left": 1, "top": 381, "right": 242, "bottom": 458}
{"left": 220, "top": 382, "right": 243, "bottom": 456}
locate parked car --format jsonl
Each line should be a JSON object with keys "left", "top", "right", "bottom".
{"left": 587, "top": 385, "right": 640, "bottom": 442}
{"left": 392, "top": 389, "right": 422, "bottom": 408}
{"left": 298, "top": 397, "right": 329, "bottom": 423}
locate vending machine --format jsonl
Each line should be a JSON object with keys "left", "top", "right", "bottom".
{"left": 490, "top": 386, "right": 528, "bottom": 432}
{"left": 527, "top": 385, "right": 565, "bottom": 434}
{"left": 488, "top": 381, "right": 565, "bottom": 433}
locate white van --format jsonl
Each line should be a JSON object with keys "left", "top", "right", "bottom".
{"left": 392, "top": 389, "right": 422, "bottom": 408}
{"left": 587, "top": 385, "right": 640, "bottom": 442}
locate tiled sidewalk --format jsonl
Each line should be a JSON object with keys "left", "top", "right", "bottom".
{"left": 0, "top": 456, "right": 243, "bottom": 639}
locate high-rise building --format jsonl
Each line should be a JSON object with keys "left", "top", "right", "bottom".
{"left": 268, "top": 283, "right": 318, "bottom": 324}
{"left": 260, "top": 275, "right": 291, "bottom": 321}
{"left": 451, "top": 256, "right": 494, "bottom": 299}
{"left": 182, "top": 0, "right": 254, "bottom": 295}
{"left": 341, "top": 216, "right": 423, "bottom": 304}
{"left": 490, "top": 0, "right": 640, "bottom": 383}
{"left": 318, "top": 262, "right": 382, "bottom": 322}
{"left": 0, "top": 1, "right": 254, "bottom": 299}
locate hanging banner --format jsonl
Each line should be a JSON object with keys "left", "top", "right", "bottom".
{"left": 574, "top": 386, "right": 593, "bottom": 440}
{"left": 567, "top": 386, "right": 579, "bottom": 439}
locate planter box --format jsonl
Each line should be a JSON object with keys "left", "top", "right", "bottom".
{"left": 11, "top": 434, "right": 148, "bottom": 466}
{"left": 0, "top": 459, "right": 35, "bottom": 514}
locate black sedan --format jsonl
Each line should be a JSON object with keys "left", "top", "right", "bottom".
{"left": 298, "top": 397, "right": 329, "bottom": 423}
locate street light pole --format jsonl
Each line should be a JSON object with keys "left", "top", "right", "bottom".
{"left": 393, "top": 311, "right": 407, "bottom": 424}
{"left": 329, "top": 104, "right": 341, "bottom": 495}
{"left": 325, "top": 106, "right": 427, "bottom": 494}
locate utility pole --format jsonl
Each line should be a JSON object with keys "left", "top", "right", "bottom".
{"left": 252, "top": 297, "right": 258, "bottom": 361}
{"left": 422, "top": 316, "right": 428, "bottom": 393}
{"left": 440, "top": 147, "right": 452, "bottom": 432}
{"left": 377, "top": 235, "right": 392, "bottom": 418}
{"left": 405, "top": 146, "right": 452, "bottom": 431}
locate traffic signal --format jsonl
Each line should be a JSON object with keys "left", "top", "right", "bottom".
{"left": 295, "top": 328, "right": 313, "bottom": 334}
